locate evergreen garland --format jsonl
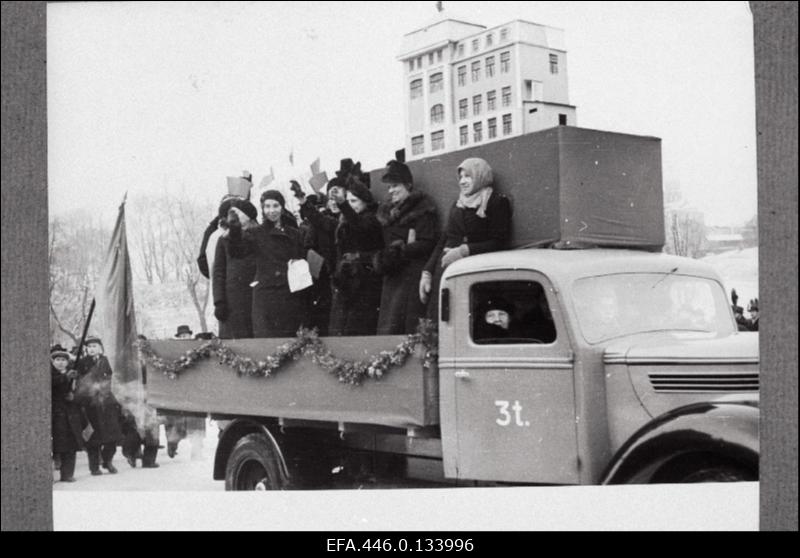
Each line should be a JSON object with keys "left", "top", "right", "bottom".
{"left": 136, "top": 320, "right": 438, "bottom": 386}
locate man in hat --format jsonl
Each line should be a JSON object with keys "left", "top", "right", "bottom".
{"left": 51, "top": 344, "right": 84, "bottom": 482}
{"left": 163, "top": 326, "right": 206, "bottom": 459}
{"left": 746, "top": 298, "right": 759, "bottom": 331}
{"left": 75, "top": 336, "right": 124, "bottom": 475}
{"left": 175, "top": 325, "right": 193, "bottom": 339}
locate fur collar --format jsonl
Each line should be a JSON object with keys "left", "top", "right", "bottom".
{"left": 377, "top": 191, "right": 437, "bottom": 227}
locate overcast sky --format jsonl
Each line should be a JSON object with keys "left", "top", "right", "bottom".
{"left": 48, "top": 1, "right": 757, "bottom": 227}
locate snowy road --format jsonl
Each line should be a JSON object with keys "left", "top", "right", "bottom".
{"left": 52, "top": 419, "right": 224, "bottom": 492}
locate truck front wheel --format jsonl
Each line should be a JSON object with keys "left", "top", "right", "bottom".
{"left": 225, "top": 433, "right": 286, "bottom": 491}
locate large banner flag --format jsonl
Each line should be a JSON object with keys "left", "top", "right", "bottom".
{"left": 94, "top": 196, "right": 142, "bottom": 406}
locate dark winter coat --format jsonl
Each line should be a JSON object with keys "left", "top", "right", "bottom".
{"left": 213, "top": 235, "right": 256, "bottom": 339}
{"left": 328, "top": 201, "right": 384, "bottom": 336}
{"left": 197, "top": 217, "right": 220, "bottom": 279}
{"left": 75, "top": 355, "right": 124, "bottom": 446}
{"left": 298, "top": 201, "right": 340, "bottom": 335}
{"left": 229, "top": 219, "right": 310, "bottom": 337}
{"left": 375, "top": 191, "right": 439, "bottom": 334}
{"left": 424, "top": 191, "right": 512, "bottom": 319}
{"left": 51, "top": 365, "right": 85, "bottom": 453}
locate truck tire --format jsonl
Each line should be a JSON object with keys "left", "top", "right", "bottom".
{"left": 225, "top": 432, "right": 286, "bottom": 491}
{"left": 653, "top": 453, "right": 757, "bottom": 484}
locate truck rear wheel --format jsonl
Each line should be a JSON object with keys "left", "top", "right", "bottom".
{"left": 653, "top": 453, "right": 757, "bottom": 484}
{"left": 225, "top": 433, "right": 286, "bottom": 491}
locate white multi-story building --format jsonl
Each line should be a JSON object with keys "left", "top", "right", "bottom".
{"left": 398, "top": 15, "right": 577, "bottom": 160}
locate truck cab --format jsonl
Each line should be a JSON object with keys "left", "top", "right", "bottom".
{"left": 437, "top": 248, "right": 759, "bottom": 485}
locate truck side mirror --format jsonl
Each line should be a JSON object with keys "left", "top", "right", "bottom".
{"left": 441, "top": 288, "right": 450, "bottom": 323}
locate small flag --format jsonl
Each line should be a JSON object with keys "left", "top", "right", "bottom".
{"left": 289, "top": 148, "right": 294, "bottom": 166}
{"left": 310, "top": 157, "right": 321, "bottom": 176}
{"left": 309, "top": 171, "right": 329, "bottom": 193}
{"left": 260, "top": 166, "right": 275, "bottom": 189}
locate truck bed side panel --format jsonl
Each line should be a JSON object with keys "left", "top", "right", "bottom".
{"left": 145, "top": 337, "right": 439, "bottom": 429}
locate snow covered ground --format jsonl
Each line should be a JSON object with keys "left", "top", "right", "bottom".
{"left": 52, "top": 419, "right": 223, "bottom": 492}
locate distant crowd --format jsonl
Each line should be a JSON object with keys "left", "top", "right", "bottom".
{"left": 731, "top": 289, "right": 759, "bottom": 332}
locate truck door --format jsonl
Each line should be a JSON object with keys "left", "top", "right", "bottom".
{"left": 439, "top": 270, "right": 579, "bottom": 484}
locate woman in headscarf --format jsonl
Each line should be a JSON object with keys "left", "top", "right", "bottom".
{"left": 227, "top": 189, "right": 310, "bottom": 337}
{"left": 328, "top": 177, "right": 385, "bottom": 336}
{"left": 213, "top": 198, "right": 258, "bottom": 339}
{"left": 50, "top": 345, "right": 84, "bottom": 482}
{"left": 419, "top": 158, "right": 512, "bottom": 319}
{"left": 375, "top": 160, "right": 439, "bottom": 334}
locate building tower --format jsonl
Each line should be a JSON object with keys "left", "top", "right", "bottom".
{"left": 398, "top": 13, "right": 577, "bottom": 160}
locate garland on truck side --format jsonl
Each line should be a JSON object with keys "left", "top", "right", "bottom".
{"left": 135, "top": 319, "right": 438, "bottom": 385}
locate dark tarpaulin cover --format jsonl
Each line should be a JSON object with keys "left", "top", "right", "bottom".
{"left": 146, "top": 337, "right": 439, "bottom": 428}
{"left": 370, "top": 126, "right": 665, "bottom": 251}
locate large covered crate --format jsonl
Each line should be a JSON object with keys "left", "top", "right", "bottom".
{"left": 370, "top": 126, "right": 664, "bottom": 250}
{"left": 145, "top": 336, "right": 439, "bottom": 429}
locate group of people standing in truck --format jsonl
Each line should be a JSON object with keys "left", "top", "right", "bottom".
{"left": 202, "top": 156, "right": 513, "bottom": 339}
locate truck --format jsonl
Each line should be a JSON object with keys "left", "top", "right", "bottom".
{"left": 144, "top": 127, "right": 759, "bottom": 490}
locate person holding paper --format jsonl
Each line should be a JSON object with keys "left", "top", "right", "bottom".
{"left": 328, "top": 177, "right": 384, "bottom": 336}
{"left": 228, "top": 189, "right": 310, "bottom": 337}
{"left": 375, "top": 160, "right": 439, "bottom": 334}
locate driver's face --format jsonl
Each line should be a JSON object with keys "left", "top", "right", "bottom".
{"left": 485, "top": 309, "right": 510, "bottom": 330}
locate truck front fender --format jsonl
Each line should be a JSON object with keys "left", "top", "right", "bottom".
{"left": 213, "top": 418, "right": 288, "bottom": 481}
{"left": 601, "top": 400, "right": 759, "bottom": 484}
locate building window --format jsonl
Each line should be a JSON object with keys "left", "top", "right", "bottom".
{"left": 485, "top": 56, "right": 495, "bottom": 78}
{"left": 459, "top": 125, "right": 468, "bottom": 146}
{"left": 429, "top": 52, "right": 434, "bottom": 65}
{"left": 408, "top": 60, "right": 414, "bottom": 72}
{"left": 549, "top": 53, "right": 559, "bottom": 74}
{"left": 458, "top": 43, "right": 464, "bottom": 57}
{"left": 502, "top": 86, "right": 511, "bottom": 107}
{"left": 502, "top": 114, "right": 512, "bottom": 135}
{"left": 430, "top": 72, "right": 443, "bottom": 93}
{"left": 431, "top": 130, "right": 445, "bottom": 151}
{"left": 457, "top": 65, "right": 466, "bottom": 86}
{"left": 473, "top": 121, "right": 483, "bottom": 143}
{"left": 430, "top": 104, "right": 444, "bottom": 124}
{"left": 486, "top": 33, "right": 493, "bottom": 47}
{"left": 488, "top": 117, "right": 497, "bottom": 139}
{"left": 487, "top": 90, "right": 496, "bottom": 111}
{"left": 500, "top": 51, "right": 511, "bottom": 73}
{"left": 500, "top": 27, "right": 509, "bottom": 42}
{"left": 410, "top": 79, "right": 423, "bottom": 100}
{"left": 471, "top": 61, "right": 481, "bottom": 82}
{"left": 559, "top": 113, "right": 568, "bottom": 126}
{"left": 473, "top": 94, "right": 482, "bottom": 116}
{"left": 412, "top": 135, "right": 424, "bottom": 155}
{"left": 416, "top": 56, "right": 422, "bottom": 68}
{"left": 472, "top": 38, "right": 479, "bottom": 52}
{"left": 459, "top": 98, "right": 468, "bottom": 120}
{"left": 437, "top": 49, "right": 443, "bottom": 62}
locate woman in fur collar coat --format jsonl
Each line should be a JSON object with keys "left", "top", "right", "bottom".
{"left": 375, "top": 160, "right": 439, "bottom": 334}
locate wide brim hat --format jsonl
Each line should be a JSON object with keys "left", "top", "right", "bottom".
{"left": 175, "top": 325, "right": 193, "bottom": 337}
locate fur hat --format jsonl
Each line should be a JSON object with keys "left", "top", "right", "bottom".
{"left": 174, "top": 325, "right": 193, "bottom": 338}
{"left": 382, "top": 159, "right": 413, "bottom": 185}
{"left": 335, "top": 158, "right": 361, "bottom": 180}
{"left": 50, "top": 344, "right": 72, "bottom": 361}
{"left": 478, "top": 296, "right": 515, "bottom": 317}
{"left": 260, "top": 189, "right": 286, "bottom": 208}
{"left": 347, "top": 178, "right": 375, "bottom": 206}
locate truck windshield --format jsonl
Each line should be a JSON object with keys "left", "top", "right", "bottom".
{"left": 572, "top": 273, "right": 735, "bottom": 344}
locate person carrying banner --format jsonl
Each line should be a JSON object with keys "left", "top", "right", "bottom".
{"left": 50, "top": 344, "right": 85, "bottom": 482}
{"left": 75, "top": 336, "right": 124, "bottom": 475}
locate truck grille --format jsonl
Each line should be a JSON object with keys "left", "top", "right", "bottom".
{"left": 648, "top": 373, "right": 759, "bottom": 393}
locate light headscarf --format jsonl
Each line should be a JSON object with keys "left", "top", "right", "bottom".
{"left": 456, "top": 158, "right": 494, "bottom": 218}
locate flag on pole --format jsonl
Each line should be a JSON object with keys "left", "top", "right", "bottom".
{"left": 94, "top": 196, "right": 142, "bottom": 403}
{"left": 289, "top": 147, "right": 294, "bottom": 166}
{"left": 260, "top": 166, "right": 275, "bottom": 189}
{"left": 310, "top": 157, "right": 321, "bottom": 176}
